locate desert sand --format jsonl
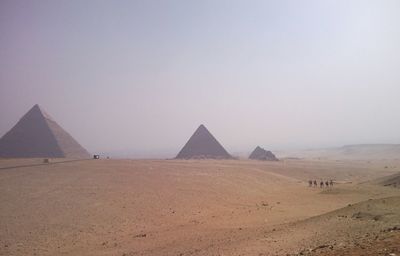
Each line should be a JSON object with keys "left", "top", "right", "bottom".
{"left": 0, "top": 158, "right": 399, "bottom": 256}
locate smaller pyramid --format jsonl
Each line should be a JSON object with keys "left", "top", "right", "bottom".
{"left": 249, "top": 146, "right": 278, "bottom": 161}
{"left": 176, "top": 124, "right": 232, "bottom": 159}
{"left": 0, "top": 104, "right": 90, "bottom": 158}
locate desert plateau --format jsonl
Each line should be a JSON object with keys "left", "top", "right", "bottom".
{"left": 1, "top": 158, "right": 399, "bottom": 256}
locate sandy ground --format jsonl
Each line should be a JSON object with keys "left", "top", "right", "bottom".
{"left": 0, "top": 158, "right": 399, "bottom": 256}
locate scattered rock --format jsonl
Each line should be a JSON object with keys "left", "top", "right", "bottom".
{"left": 134, "top": 233, "right": 147, "bottom": 238}
{"left": 351, "top": 211, "right": 384, "bottom": 221}
{"left": 383, "top": 226, "right": 400, "bottom": 232}
{"left": 312, "top": 244, "right": 329, "bottom": 251}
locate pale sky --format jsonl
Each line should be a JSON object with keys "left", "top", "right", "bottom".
{"left": 1, "top": 0, "right": 399, "bottom": 157}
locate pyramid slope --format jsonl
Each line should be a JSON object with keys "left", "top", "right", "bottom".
{"left": 176, "top": 124, "right": 232, "bottom": 159}
{"left": 0, "top": 105, "right": 90, "bottom": 158}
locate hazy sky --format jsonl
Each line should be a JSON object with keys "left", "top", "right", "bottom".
{"left": 1, "top": 0, "right": 399, "bottom": 157}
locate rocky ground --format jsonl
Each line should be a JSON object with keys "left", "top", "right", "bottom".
{"left": 291, "top": 196, "right": 400, "bottom": 256}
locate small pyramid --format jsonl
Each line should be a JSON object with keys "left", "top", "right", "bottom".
{"left": 176, "top": 124, "right": 232, "bottom": 159}
{"left": 0, "top": 104, "right": 90, "bottom": 158}
{"left": 249, "top": 146, "right": 278, "bottom": 161}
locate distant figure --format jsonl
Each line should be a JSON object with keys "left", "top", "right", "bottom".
{"left": 330, "top": 180, "right": 334, "bottom": 187}
{"left": 308, "top": 180, "right": 313, "bottom": 187}
{"left": 313, "top": 180, "right": 317, "bottom": 187}
{"left": 325, "top": 181, "right": 329, "bottom": 187}
{"left": 320, "top": 181, "right": 324, "bottom": 188}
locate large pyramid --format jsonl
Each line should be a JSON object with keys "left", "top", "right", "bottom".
{"left": 176, "top": 124, "right": 232, "bottom": 159}
{"left": 0, "top": 104, "right": 90, "bottom": 158}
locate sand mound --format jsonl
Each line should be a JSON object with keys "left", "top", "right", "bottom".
{"left": 291, "top": 196, "right": 400, "bottom": 255}
{"left": 306, "top": 196, "right": 400, "bottom": 227}
{"left": 371, "top": 172, "right": 400, "bottom": 188}
{"left": 379, "top": 173, "right": 400, "bottom": 188}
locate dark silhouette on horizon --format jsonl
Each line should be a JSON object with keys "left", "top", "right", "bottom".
{"left": 176, "top": 124, "right": 232, "bottom": 159}
{"left": 0, "top": 104, "right": 90, "bottom": 158}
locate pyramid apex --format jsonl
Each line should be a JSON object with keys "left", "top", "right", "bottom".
{"left": 197, "top": 124, "right": 210, "bottom": 132}
{"left": 30, "top": 104, "right": 40, "bottom": 110}
{"left": 23, "top": 104, "right": 42, "bottom": 116}
{"left": 255, "top": 146, "right": 262, "bottom": 150}
{"left": 28, "top": 104, "right": 54, "bottom": 120}
{"left": 29, "top": 104, "right": 43, "bottom": 113}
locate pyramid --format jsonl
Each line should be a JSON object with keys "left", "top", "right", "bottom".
{"left": 0, "top": 104, "right": 90, "bottom": 158}
{"left": 249, "top": 146, "right": 278, "bottom": 161}
{"left": 176, "top": 124, "right": 232, "bottom": 159}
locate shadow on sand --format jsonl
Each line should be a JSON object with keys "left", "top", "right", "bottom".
{"left": 0, "top": 158, "right": 93, "bottom": 171}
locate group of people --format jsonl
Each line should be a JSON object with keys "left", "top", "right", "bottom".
{"left": 308, "top": 179, "right": 334, "bottom": 188}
